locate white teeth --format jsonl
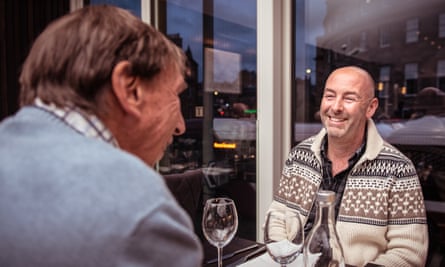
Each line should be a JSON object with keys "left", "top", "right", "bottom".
{"left": 329, "top": 117, "right": 343, "bottom": 122}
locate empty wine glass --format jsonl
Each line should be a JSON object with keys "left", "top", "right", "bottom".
{"left": 264, "top": 209, "right": 304, "bottom": 267}
{"left": 202, "top": 197, "right": 238, "bottom": 267}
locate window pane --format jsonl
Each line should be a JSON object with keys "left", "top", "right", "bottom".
{"left": 89, "top": 0, "right": 140, "bottom": 17}
{"left": 438, "top": 59, "right": 445, "bottom": 77}
{"left": 379, "top": 66, "right": 390, "bottom": 82}
{"left": 293, "top": 0, "right": 445, "bottom": 262}
{"left": 439, "top": 13, "right": 445, "bottom": 38}
{"left": 406, "top": 18, "right": 419, "bottom": 43}
{"left": 160, "top": 0, "right": 257, "bottom": 241}
{"left": 379, "top": 27, "right": 391, "bottom": 47}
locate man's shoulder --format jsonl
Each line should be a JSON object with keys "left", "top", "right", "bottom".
{"left": 0, "top": 107, "right": 165, "bottom": 195}
{"left": 354, "top": 142, "right": 418, "bottom": 179}
{"left": 286, "top": 137, "right": 320, "bottom": 171}
{"left": 288, "top": 135, "right": 318, "bottom": 159}
{"left": 378, "top": 141, "right": 413, "bottom": 163}
{"left": 293, "top": 135, "right": 317, "bottom": 150}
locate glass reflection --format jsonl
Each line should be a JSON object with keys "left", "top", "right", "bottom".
{"left": 159, "top": 0, "right": 256, "bottom": 174}
{"left": 89, "top": 0, "right": 140, "bottom": 17}
{"left": 293, "top": 0, "right": 445, "bottom": 264}
{"left": 159, "top": 0, "right": 257, "bottom": 241}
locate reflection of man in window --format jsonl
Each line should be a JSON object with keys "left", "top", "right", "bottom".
{"left": 267, "top": 66, "right": 428, "bottom": 267}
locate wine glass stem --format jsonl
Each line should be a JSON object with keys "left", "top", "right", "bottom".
{"left": 217, "top": 246, "right": 223, "bottom": 267}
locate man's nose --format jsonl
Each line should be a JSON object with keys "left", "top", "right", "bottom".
{"left": 332, "top": 98, "right": 343, "bottom": 111}
{"left": 173, "top": 114, "right": 186, "bottom": 136}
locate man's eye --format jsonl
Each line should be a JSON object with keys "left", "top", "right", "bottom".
{"left": 344, "top": 97, "right": 357, "bottom": 103}
{"left": 324, "top": 95, "right": 335, "bottom": 100}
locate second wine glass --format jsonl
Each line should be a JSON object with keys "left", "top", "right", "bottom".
{"left": 264, "top": 209, "right": 304, "bottom": 267}
{"left": 202, "top": 197, "right": 238, "bottom": 267}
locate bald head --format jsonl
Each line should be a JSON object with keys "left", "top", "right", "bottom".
{"left": 319, "top": 65, "right": 379, "bottom": 144}
{"left": 327, "top": 66, "right": 376, "bottom": 100}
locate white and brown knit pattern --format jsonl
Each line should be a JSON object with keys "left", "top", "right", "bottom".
{"left": 271, "top": 120, "right": 428, "bottom": 266}
{"left": 275, "top": 134, "right": 427, "bottom": 226}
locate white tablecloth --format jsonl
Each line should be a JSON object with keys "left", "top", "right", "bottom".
{"left": 239, "top": 252, "right": 304, "bottom": 266}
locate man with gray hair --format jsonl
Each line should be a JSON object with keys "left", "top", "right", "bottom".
{"left": 0, "top": 5, "right": 202, "bottom": 267}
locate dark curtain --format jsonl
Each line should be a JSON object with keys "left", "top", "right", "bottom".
{"left": 0, "top": 0, "right": 70, "bottom": 121}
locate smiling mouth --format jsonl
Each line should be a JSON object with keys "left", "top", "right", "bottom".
{"left": 328, "top": 116, "right": 346, "bottom": 123}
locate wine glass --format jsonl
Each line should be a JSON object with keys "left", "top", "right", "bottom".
{"left": 264, "top": 209, "right": 304, "bottom": 267}
{"left": 202, "top": 197, "right": 238, "bottom": 267}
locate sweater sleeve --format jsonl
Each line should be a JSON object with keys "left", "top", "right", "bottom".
{"left": 265, "top": 200, "right": 306, "bottom": 241}
{"left": 371, "top": 172, "right": 429, "bottom": 267}
{"left": 371, "top": 222, "right": 428, "bottom": 267}
{"left": 118, "top": 201, "right": 203, "bottom": 267}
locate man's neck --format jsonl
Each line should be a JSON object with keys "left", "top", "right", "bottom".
{"left": 326, "top": 134, "right": 365, "bottom": 176}
{"left": 328, "top": 138, "right": 361, "bottom": 160}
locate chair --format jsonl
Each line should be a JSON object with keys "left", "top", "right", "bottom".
{"left": 163, "top": 169, "right": 203, "bottom": 226}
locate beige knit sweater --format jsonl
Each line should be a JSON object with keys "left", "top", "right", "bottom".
{"left": 268, "top": 119, "right": 428, "bottom": 267}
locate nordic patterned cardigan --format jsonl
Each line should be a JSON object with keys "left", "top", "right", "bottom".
{"left": 268, "top": 119, "right": 428, "bottom": 267}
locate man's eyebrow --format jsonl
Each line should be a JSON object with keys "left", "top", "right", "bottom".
{"left": 323, "top": 89, "right": 363, "bottom": 98}
{"left": 323, "top": 88, "right": 335, "bottom": 94}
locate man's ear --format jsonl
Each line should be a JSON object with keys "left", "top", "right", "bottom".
{"left": 366, "top": 97, "right": 379, "bottom": 119}
{"left": 111, "top": 61, "right": 142, "bottom": 118}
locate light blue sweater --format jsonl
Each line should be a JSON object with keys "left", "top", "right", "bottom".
{"left": 0, "top": 106, "right": 203, "bottom": 267}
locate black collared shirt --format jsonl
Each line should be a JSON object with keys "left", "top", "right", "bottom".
{"left": 303, "top": 135, "right": 366, "bottom": 236}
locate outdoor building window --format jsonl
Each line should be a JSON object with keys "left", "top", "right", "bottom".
{"left": 438, "top": 59, "right": 445, "bottom": 89}
{"left": 439, "top": 13, "right": 445, "bottom": 38}
{"left": 360, "top": 31, "right": 367, "bottom": 52}
{"left": 379, "top": 27, "right": 390, "bottom": 47}
{"left": 405, "top": 63, "right": 418, "bottom": 94}
{"left": 379, "top": 66, "right": 391, "bottom": 82}
{"left": 406, "top": 18, "right": 419, "bottom": 43}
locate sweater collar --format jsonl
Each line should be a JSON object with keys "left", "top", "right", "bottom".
{"left": 33, "top": 98, "right": 119, "bottom": 147}
{"left": 312, "top": 119, "right": 384, "bottom": 163}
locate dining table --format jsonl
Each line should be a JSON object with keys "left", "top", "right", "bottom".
{"left": 202, "top": 237, "right": 264, "bottom": 267}
{"left": 202, "top": 236, "right": 364, "bottom": 267}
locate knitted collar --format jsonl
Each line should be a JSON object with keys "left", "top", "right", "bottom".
{"left": 33, "top": 98, "right": 119, "bottom": 148}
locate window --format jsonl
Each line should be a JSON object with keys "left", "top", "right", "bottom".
{"left": 293, "top": 1, "right": 445, "bottom": 261}
{"left": 88, "top": 0, "right": 141, "bottom": 17}
{"left": 378, "top": 66, "right": 391, "bottom": 115}
{"left": 160, "top": 0, "right": 258, "bottom": 241}
{"left": 405, "top": 63, "right": 418, "bottom": 94}
{"left": 440, "top": 13, "right": 445, "bottom": 38}
{"left": 406, "top": 18, "right": 419, "bottom": 43}
{"left": 438, "top": 60, "right": 445, "bottom": 77}
{"left": 379, "top": 66, "right": 391, "bottom": 82}
{"left": 379, "top": 27, "right": 390, "bottom": 47}
{"left": 405, "top": 63, "right": 418, "bottom": 80}
{"left": 360, "top": 31, "right": 367, "bottom": 52}
{"left": 379, "top": 66, "right": 390, "bottom": 96}
{"left": 438, "top": 59, "right": 445, "bottom": 89}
